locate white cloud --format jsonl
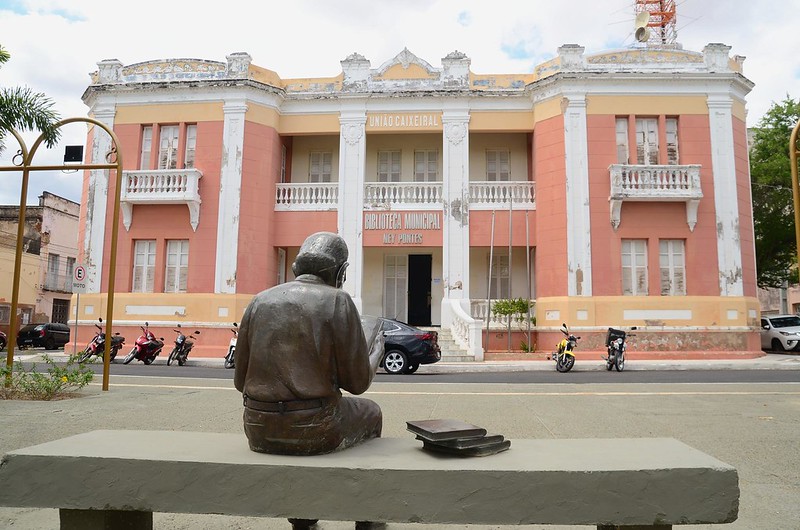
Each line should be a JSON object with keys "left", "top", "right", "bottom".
{"left": 1, "top": 0, "right": 798, "bottom": 205}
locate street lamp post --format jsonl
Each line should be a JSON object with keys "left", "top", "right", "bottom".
{"left": 1, "top": 118, "right": 123, "bottom": 391}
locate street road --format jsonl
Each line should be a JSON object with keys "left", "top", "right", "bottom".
{"left": 32, "top": 359, "right": 800, "bottom": 384}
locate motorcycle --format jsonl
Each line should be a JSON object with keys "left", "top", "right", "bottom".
{"left": 167, "top": 324, "right": 200, "bottom": 366}
{"left": 122, "top": 322, "right": 165, "bottom": 365}
{"left": 224, "top": 322, "right": 238, "bottom": 369}
{"left": 604, "top": 326, "right": 637, "bottom": 372}
{"left": 77, "top": 318, "right": 125, "bottom": 363}
{"left": 550, "top": 322, "right": 580, "bottom": 373}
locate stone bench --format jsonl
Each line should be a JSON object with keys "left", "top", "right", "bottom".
{"left": 0, "top": 430, "right": 738, "bottom": 529}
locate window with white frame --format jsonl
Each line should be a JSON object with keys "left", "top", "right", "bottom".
{"left": 665, "top": 118, "right": 679, "bottom": 164}
{"left": 615, "top": 118, "right": 629, "bottom": 164}
{"left": 414, "top": 150, "right": 438, "bottom": 182}
{"left": 184, "top": 125, "right": 197, "bottom": 169}
{"left": 489, "top": 254, "right": 510, "bottom": 299}
{"left": 132, "top": 240, "right": 156, "bottom": 293}
{"left": 165, "top": 240, "right": 189, "bottom": 293}
{"left": 659, "top": 239, "right": 686, "bottom": 295}
{"left": 158, "top": 125, "right": 180, "bottom": 169}
{"left": 635, "top": 118, "right": 659, "bottom": 165}
{"left": 622, "top": 239, "right": 648, "bottom": 296}
{"left": 378, "top": 151, "right": 401, "bottom": 182}
{"left": 309, "top": 152, "right": 332, "bottom": 183}
{"left": 486, "top": 150, "right": 510, "bottom": 181}
{"left": 140, "top": 126, "right": 152, "bottom": 169}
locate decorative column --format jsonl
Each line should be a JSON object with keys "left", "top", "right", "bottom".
{"left": 214, "top": 98, "right": 247, "bottom": 294}
{"left": 563, "top": 91, "right": 593, "bottom": 296}
{"left": 708, "top": 93, "right": 743, "bottom": 296}
{"left": 440, "top": 109, "right": 470, "bottom": 326}
{"left": 338, "top": 111, "right": 367, "bottom": 311}
{"left": 84, "top": 103, "right": 116, "bottom": 293}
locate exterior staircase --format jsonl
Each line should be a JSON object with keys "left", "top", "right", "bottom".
{"left": 422, "top": 327, "right": 475, "bottom": 362}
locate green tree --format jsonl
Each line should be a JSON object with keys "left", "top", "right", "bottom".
{"left": 750, "top": 96, "right": 800, "bottom": 288}
{"left": 0, "top": 44, "right": 60, "bottom": 155}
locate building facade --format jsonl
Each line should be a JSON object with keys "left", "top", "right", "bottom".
{"left": 1, "top": 192, "right": 80, "bottom": 337}
{"left": 75, "top": 43, "right": 759, "bottom": 359}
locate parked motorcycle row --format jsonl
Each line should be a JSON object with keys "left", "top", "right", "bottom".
{"left": 549, "top": 322, "right": 637, "bottom": 373}
{"left": 77, "top": 321, "right": 237, "bottom": 368}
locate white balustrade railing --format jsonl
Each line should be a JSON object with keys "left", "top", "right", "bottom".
{"left": 609, "top": 164, "right": 702, "bottom": 199}
{"left": 364, "top": 182, "right": 442, "bottom": 209}
{"left": 608, "top": 164, "right": 703, "bottom": 231}
{"left": 121, "top": 169, "right": 203, "bottom": 231}
{"left": 275, "top": 183, "right": 339, "bottom": 210}
{"left": 469, "top": 181, "right": 535, "bottom": 210}
{"left": 449, "top": 299, "right": 484, "bottom": 361}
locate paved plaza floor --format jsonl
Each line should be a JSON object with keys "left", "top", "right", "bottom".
{"left": 1, "top": 366, "right": 798, "bottom": 529}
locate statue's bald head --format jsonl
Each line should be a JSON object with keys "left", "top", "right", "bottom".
{"left": 292, "top": 232, "right": 349, "bottom": 287}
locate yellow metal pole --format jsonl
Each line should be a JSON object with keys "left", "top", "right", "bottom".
{"left": 791, "top": 119, "right": 800, "bottom": 282}
{"left": 4, "top": 130, "right": 29, "bottom": 383}
{"left": 103, "top": 140, "right": 123, "bottom": 392}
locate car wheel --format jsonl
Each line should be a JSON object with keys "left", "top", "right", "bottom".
{"left": 0, "top": 338, "right": 6, "bottom": 351}
{"left": 384, "top": 350, "right": 408, "bottom": 374}
{"left": 772, "top": 338, "right": 785, "bottom": 352}
{"left": 404, "top": 363, "right": 419, "bottom": 374}
{"left": 44, "top": 337, "right": 56, "bottom": 350}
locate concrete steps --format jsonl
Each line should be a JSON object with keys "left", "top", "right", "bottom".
{"left": 422, "top": 327, "right": 475, "bottom": 362}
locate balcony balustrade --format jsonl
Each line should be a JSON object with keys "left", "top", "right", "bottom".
{"left": 364, "top": 181, "right": 442, "bottom": 210}
{"left": 121, "top": 169, "right": 203, "bottom": 231}
{"left": 468, "top": 181, "right": 536, "bottom": 210}
{"left": 608, "top": 164, "right": 702, "bottom": 231}
{"left": 275, "top": 183, "right": 339, "bottom": 211}
{"left": 273, "top": 180, "right": 536, "bottom": 212}
{"left": 42, "top": 273, "right": 73, "bottom": 293}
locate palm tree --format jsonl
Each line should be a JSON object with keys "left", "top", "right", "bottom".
{"left": 0, "top": 44, "right": 60, "bottom": 155}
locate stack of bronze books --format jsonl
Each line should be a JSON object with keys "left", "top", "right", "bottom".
{"left": 406, "top": 418, "right": 511, "bottom": 457}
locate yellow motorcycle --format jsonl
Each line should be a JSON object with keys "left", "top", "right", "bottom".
{"left": 551, "top": 323, "right": 579, "bottom": 372}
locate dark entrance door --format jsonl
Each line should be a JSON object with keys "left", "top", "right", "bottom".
{"left": 407, "top": 254, "right": 432, "bottom": 326}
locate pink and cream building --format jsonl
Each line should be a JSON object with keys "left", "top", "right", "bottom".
{"left": 75, "top": 42, "right": 760, "bottom": 359}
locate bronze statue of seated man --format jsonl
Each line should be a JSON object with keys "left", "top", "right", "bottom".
{"left": 234, "top": 232, "right": 384, "bottom": 529}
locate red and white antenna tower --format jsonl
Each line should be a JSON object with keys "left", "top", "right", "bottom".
{"left": 634, "top": 0, "right": 677, "bottom": 47}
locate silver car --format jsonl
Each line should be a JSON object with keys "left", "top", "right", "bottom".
{"left": 760, "top": 315, "right": 800, "bottom": 351}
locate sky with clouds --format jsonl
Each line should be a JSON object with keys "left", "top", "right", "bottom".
{"left": 1, "top": 0, "right": 798, "bottom": 206}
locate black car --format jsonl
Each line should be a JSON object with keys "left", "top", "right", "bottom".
{"left": 0, "top": 330, "right": 6, "bottom": 351}
{"left": 17, "top": 323, "right": 70, "bottom": 350}
{"left": 379, "top": 318, "right": 441, "bottom": 375}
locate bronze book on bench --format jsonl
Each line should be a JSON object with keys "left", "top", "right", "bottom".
{"left": 421, "top": 438, "right": 512, "bottom": 457}
{"left": 416, "top": 433, "right": 506, "bottom": 449}
{"left": 406, "top": 419, "right": 487, "bottom": 442}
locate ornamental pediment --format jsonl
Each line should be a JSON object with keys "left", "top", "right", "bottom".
{"left": 374, "top": 48, "right": 438, "bottom": 80}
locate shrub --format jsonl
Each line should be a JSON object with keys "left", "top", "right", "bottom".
{"left": 492, "top": 298, "right": 535, "bottom": 325}
{"left": 0, "top": 354, "right": 94, "bottom": 400}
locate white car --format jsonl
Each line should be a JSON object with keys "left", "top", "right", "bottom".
{"left": 760, "top": 315, "right": 800, "bottom": 351}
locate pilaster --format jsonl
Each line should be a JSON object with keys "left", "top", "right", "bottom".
{"left": 441, "top": 109, "right": 470, "bottom": 326}
{"left": 214, "top": 99, "right": 247, "bottom": 294}
{"left": 563, "top": 93, "right": 592, "bottom": 296}
{"left": 708, "top": 94, "right": 743, "bottom": 296}
{"left": 338, "top": 111, "right": 367, "bottom": 311}
{"left": 85, "top": 105, "right": 115, "bottom": 293}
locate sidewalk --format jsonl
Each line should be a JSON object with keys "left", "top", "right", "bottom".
{"left": 11, "top": 350, "right": 800, "bottom": 372}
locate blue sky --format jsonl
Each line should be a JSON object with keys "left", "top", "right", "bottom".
{"left": 1, "top": 0, "right": 798, "bottom": 205}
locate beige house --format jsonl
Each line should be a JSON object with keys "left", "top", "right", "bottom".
{"left": 0, "top": 192, "right": 80, "bottom": 338}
